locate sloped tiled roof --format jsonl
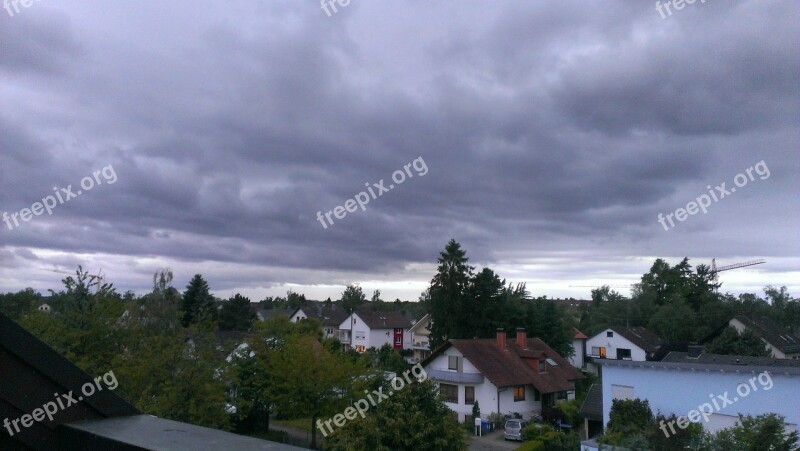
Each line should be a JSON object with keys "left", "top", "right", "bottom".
{"left": 292, "top": 304, "right": 366, "bottom": 327}
{"left": 611, "top": 327, "right": 663, "bottom": 354}
{"left": 732, "top": 314, "right": 800, "bottom": 354}
{"left": 574, "top": 329, "right": 588, "bottom": 340}
{"left": 311, "top": 305, "right": 349, "bottom": 327}
{"left": 355, "top": 309, "right": 413, "bottom": 329}
{"left": 580, "top": 383, "right": 603, "bottom": 421}
{"left": 425, "top": 336, "right": 583, "bottom": 393}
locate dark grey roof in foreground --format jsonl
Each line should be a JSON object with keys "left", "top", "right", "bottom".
{"left": 662, "top": 352, "right": 800, "bottom": 368}
{"left": 579, "top": 383, "right": 603, "bottom": 422}
{"left": 46, "top": 415, "right": 306, "bottom": 451}
{"left": 0, "top": 312, "right": 139, "bottom": 450}
{"left": 601, "top": 352, "right": 800, "bottom": 375}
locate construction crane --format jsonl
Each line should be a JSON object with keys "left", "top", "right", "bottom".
{"left": 569, "top": 284, "right": 633, "bottom": 288}
{"left": 710, "top": 258, "right": 766, "bottom": 282}
{"left": 39, "top": 267, "right": 106, "bottom": 285}
{"left": 570, "top": 258, "right": 766, "bottom": 289}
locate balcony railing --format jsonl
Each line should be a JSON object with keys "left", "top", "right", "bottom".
{"left": 412, "top": 339, "right": 430, "bottom": 350}
{"left": 338, "top": 331, "right": 351, "bottom": 343}
{"left": 426, "top": 368, "right": 484, "bottom": 384}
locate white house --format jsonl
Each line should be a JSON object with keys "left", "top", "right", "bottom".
{"left": 585, "top": 327, "right": 663, "bottom": 374}
{"left": 422, "top": 328, "right": 584, "bottom": 423}
{"left": 571, "top": 329, "right": 588, "bottom": 369}
{"left": 409, "top": 314, "right": 432, "bottom": 362}
{"left": 599, "top": 350, "right": 800, "bottom": 436}
{"left": 703, "top": 314, "right": 800, "bottom": 359}
{"left": 337, "top": 309, "right": 412, "bottom": 352}
{"left": 289, "top": 304, "right": 349, "bottom": 340}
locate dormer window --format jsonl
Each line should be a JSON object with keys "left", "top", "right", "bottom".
{"left": 539, "top": 359, "right": 547, "bottom": 373}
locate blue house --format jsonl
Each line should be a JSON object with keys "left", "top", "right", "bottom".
{"left": 599, "top": 347, "right": 800, "bottom": 436}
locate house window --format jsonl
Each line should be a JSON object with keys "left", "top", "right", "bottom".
{"left": 591, "top": 346, "right": 606, "bottom": 358}
{"left": 557, "top": 391, "right": 567, "bottom": 400}
{"left": 465, "top": 386, "right": 475, "bottom": 404}
{"left": 354, "top": 345, "right": 366, "bottom": 353}
{"left": 534, "top": 389, "right": 540, "bottom": 401}
{"left": 611, "top": 384, "right": 635, "bottom": 400}
{"left": 440, "top": 384, "right": 458, "bottom": 403}
{"left": 538, "top": 359, "right": 547, "bottom": 373}
{"left": 448, "top": 356, "right": 461, "bottom": 371}
{"left": 617, "top": 348, "right": 632, "bottom": 360}
{"left": 354, "top": 331, "right": 365, "bottom": 340}
{"left": 607, "top": 331, "right": 613, "bottom": 337}
{"left": 513, "top": 386, "right": 525, "bottom": 402}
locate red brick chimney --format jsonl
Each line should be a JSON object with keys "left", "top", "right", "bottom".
{"left": 496, "top": 328, "right": 506, "bottom": 349}
{"left": 516, "top": 327, "right": 527, "bottom": 348}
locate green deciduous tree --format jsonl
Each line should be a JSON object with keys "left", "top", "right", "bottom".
{"left": 648, "top": 296, "right": 697, "bottom": 345}
{"left": 340, "top": 284, "right": 367, "bottom": 313}
{"left": 713, "top": 413, "right": 799, "bottom": 450}
{"left": 265, "top": 334, "right": 367, "bottom": 448}
{"left": 646, "top": 413, "right": 706, "bottom": 451}
{"left": 0, "top": 287, "right": 40, "bottom": 320}
{"left": 708, "top": 326, "right": 771, "bottom": 357}
{"left": 322, "top": 379, "right": 466, "bottom": 451}
{"left": 606, "top": 398, "right": 654, "bottom": 438}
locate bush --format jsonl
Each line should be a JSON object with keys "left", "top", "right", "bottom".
{"left": 517, "top": 440, "right": 546, "bottom": 451}
{"left": 521, "top": 424, "right": 580, "bottom": 451}
{"left": 554, "top": 399, "right": 581, "bottom": 425}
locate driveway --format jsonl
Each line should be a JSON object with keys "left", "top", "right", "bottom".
{"left": 468, "top": 428, "right": 521, "bottom": 451}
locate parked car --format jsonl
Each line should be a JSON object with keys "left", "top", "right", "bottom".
{"left": 503, "top": 419, "right": 528, "bottom": 441}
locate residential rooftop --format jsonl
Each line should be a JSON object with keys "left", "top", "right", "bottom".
{"left": 601, "top": 351, "right": 800, "bottom": 375}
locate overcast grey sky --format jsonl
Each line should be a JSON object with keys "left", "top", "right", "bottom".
{"left": 1, "top": 0, "right": 797, "bottom": 302}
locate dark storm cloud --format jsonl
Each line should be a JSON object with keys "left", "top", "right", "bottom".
{"left": 0, "top": 0, "right": 797, "bottom": 297}
{"left": 0, "top": 7, "right": 82, "bottom": 75}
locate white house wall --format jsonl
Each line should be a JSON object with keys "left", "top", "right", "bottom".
{"left": 424, "top": 348, "right": 542, "bottom": 422}
{"left": 729, "top": 318, "right": 789, "bottom": 359}
{"left": 289, "top": 309, "right": 308, "bottom": 323}
{"left": 571, "top": 339, "right": 585, "bottom": 368}
{"left": 338, "top": 313, "right": 411, "bottom": 350}
{"left": 586, "top": 329, "right": 646, "bottom": 361}
{"left": 369, "top": 329, "right": 387, "bottom": 348}
{"left": 601, "top": 364, "right": 799, "bottom": 435}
